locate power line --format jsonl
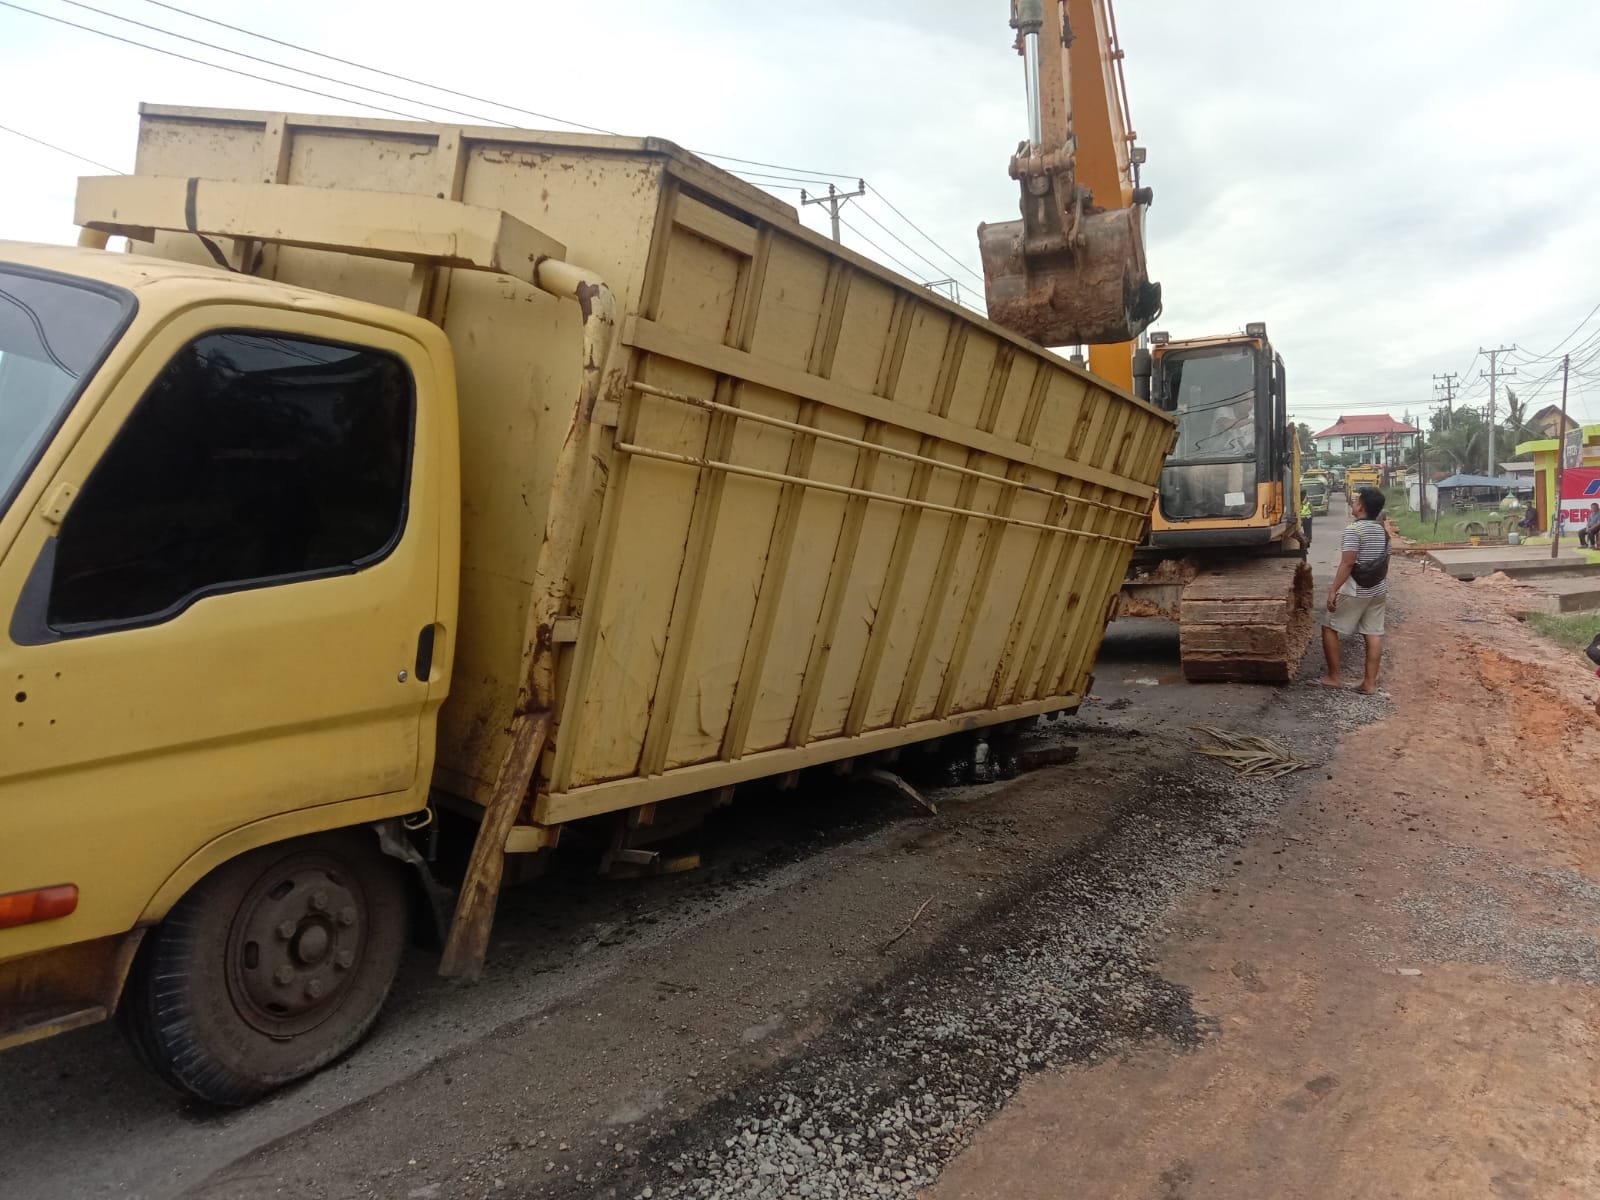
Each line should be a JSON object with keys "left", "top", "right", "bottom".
{"left": 867, "top": 186, "right": 986, "bottom": 287}
{"left": 695, "top": 150, "right": 863, "bottom": 182}
{"left": 835, "top": 213, "right": 982, "bottom": 313}
{"left": 134, "top": 0, "right": 616, "bottom": 134}
{"left": 55, "top": 0, "right": 504, "bottom": 127}
{"left": 725, "top": 166, "right": 840, "bottom": 189}
{"left": 852, "top": 200, "right": 970, "bottom": 288}
{"left": 29, "top": 2, "right": 854, "bottom": 203}
{"left": 22, "top": 0, "right": 983, "bottom": 302}
{"left": 1509, "top": 299, "right": 1600, "bottom": 363}
{"left": 0, "top": 120, "right": 123, "bottom": 173}
{"left": 1, "top": 0, "right": 435, "bottom": 120}
{"left": 134, "top": 0, "right": 863, "bottom": 185}
{"left": 835, "top": 213, "right": 931, "bottom": 283}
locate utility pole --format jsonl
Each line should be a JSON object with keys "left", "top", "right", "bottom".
{"left": 801, "top": 179, "right": 866, "bottom": 243}
{"left": 1432, "top": 372, "right": 1457, "bottom": 429}
{"left": 1479, "top": 345, "right": 1515, "bottom": 477}
{"left": 1417, "top": 412, "right": 1429, "bottom": 521}
{"left": 1552, "top": 353, "right": 1570, "bottom": 559}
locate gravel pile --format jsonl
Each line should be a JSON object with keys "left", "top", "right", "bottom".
{"left": 564, "top": 752, "right": 1293, "bottom": 1200}
{"left": 1389, "top": 849, "right": 1600, "bottom": 984}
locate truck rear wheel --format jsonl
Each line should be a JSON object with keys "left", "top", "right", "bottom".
{"left": 120, "top": 830, "right": 407, "bottom": 1106}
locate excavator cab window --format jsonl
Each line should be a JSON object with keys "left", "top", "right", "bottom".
{"left": 1154, "top": 344, "right": 1262, "bottom": 522}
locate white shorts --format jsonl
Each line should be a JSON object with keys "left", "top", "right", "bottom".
{"left": 1323, "top": 590, "right": 1386, "bottom": 636}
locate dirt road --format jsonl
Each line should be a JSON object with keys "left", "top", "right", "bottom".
{"left": 4, "top": 497, "right": 1598, "bottom": 1200}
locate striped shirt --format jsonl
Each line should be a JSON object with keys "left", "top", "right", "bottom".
{"left": 1340, "top": 519, "right": 1389, "bottom": 597}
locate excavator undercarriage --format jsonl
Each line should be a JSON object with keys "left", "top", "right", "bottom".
{"left": 1121, "top": 554, "right": 1314, "bottom": 683}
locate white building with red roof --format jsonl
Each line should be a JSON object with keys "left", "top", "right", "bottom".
{"left": 1310, "top": 414, "right": 1421, "bottom": 465}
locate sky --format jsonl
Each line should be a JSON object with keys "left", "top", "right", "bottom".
{"left": 3, "top": 0, "right": 1600, "bottom": 435}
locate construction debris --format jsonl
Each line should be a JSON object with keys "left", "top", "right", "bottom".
{"left": 1190, "top": 726, "right": 1315, "bottom": 779}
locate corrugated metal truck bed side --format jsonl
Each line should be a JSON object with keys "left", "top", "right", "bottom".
{"left": 128, "top": 105, "right": 1173, "bottom": 829}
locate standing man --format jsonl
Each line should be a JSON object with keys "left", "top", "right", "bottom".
{"left": 1299, "top": 489, "right": 1313, "bottom": 548}
{"left": 1318, "top": 486, "right": 1389, "bottom": 694}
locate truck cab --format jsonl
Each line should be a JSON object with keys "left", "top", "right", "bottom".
{"left": 0, "top": 243, "right": 458, "bottom": 1095}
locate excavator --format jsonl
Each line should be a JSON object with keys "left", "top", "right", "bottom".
{"left": 979, "top": 0, "right": 1312, "bottom": 682}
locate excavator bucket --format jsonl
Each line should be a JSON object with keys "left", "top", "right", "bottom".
{"left": 978, "top": 203, "right": 1161, "bottom": 347}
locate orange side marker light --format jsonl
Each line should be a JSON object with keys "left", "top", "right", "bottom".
{"left": 0, "top": 885, "right": 79, "bottom": 929}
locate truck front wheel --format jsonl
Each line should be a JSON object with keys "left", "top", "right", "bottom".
{"left": 120, "top": 830, "right": 408, "bottom": 1106}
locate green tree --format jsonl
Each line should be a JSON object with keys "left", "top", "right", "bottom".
{"left": 1498, "top": 387, "right": 1541, "bottom": 456}
{"left": 1295, "top": 421, "right": 1315, "bottom": 461}
{"left": 1426, "top": 407, "right": 1487, "bottom": 475}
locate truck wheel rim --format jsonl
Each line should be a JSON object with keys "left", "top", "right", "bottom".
{"left": 226, "top": 855, "right": 368, "bottom": 1037}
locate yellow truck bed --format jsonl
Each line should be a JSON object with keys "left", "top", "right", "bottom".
{"left": 127, "top": 105, "right": 1173, "bottom": 829}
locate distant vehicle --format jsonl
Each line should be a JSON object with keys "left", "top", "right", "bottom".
{"left": 1304, "top": 477, "right": 1330, "bottom": 515}
{"left": 1345, "top": 464, "right": 1382, "bottom": 501}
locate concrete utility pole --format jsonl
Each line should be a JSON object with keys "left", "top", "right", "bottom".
{"left": 1479, "top": 346, "right": 1515, "bottom": 477}
{"left": 1432, "top": 372, "right": 1457, "bottom": 429}
{"left": 801, "top": 180, "right": 866, "bottom": 243}
{"left": 1418, "top": 427, "right": 1429, "bottom": 520}
{"left": 1553, "top": 353, "right": 1570, "bottom": 560}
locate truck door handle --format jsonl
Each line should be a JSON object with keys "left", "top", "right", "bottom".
{"left": 414, "top": 624, "right": 437, "bottom": 683}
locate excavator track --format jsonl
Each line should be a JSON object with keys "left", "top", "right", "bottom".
{"left": 1176, "top": 556, "right": 1314, "bottom": 683}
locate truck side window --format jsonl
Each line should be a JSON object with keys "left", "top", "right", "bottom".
{"left": 47, "top": 330, "right": 414, "bottom": 631}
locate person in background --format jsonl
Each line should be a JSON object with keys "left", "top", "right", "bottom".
{"left": 1518, "top": 503, "right": 1540, "bottom": 535}
{"left": 1318, "top": 486, "right": 1389, "bottom": 694}
{"left": 1300, "top": 489, "right": 1313, "bottom": 548}
{"left": 1579, "top": 502, "right": 1600, "bottom": 549}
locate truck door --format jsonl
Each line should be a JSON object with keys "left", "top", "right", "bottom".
{"left": 0, "top": 304, "right": 443, "bottom": 953}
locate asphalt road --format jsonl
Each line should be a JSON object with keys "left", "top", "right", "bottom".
{"left": 0, "top": 514, "right": 1349, "bottom": 1200}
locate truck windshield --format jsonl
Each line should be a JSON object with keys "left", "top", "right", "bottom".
{"left": 0, "top": 265, "right": 133, "bottom": 519}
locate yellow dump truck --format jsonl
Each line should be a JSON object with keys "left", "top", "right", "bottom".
{"left": 0, "top": 105, "right": 1170, "bottom": 1103}
{"left": 1345, "top": 464, "right": 1382, "bottom": 503}
{"left": 1302, "top": 474, "right": 1330, "bottom": 516}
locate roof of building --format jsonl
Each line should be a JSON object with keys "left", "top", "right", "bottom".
{"left": 1311, "top": 414, "right": 1423, "bottom": 439}
{"left": 1434, "top": 473, "right": 1525, "bottom": 490}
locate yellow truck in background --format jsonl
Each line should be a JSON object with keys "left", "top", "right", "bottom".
{"left": 1345, "top": 464, "right": 1382, "bottom": 503}
{"left": 0, "top": 106, "right": 1171, "bottom": 1103}
{"left": 1302, "top": 472, "right": 1330, "bottom": 516}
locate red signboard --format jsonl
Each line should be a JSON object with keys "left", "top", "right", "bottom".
{"left": 1559, "top": 466, "right": 1600, "bottom": 529}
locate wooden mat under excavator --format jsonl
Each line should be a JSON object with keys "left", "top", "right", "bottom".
{"left": 1177, "top": 557, "right": 1314, "bottom": 682}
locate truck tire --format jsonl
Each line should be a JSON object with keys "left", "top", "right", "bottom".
{"left": 119, "top": 830, "right": 407, "bottom": 1106}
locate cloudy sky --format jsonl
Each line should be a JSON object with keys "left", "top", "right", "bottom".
{"left": 4, "top": 0, "right": 1599, "bottom": 433}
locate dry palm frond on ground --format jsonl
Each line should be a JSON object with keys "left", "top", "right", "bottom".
{"left": 1190, "top": 726, "right": 1314, "bottom": 779}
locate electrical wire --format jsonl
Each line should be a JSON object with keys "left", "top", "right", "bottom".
{"left": 867, "top": 186, "right": 986, "bottom": 287}
{"left": 0, "top": 119, "right": 123, "bottom": 173}
{"left": 835, "top": 214, "right": 981, "bottom": 313}
{"left": 139, "top": 0, "right": 872, "bottom": 182}
{"left": 851, "top": 200, "right": 973, "bottom": 292}
{"left": 724, "top": 166, "right": 840, "bottom": 189}
{"left": 835, "top": 213, "right": 931, "bottom": 283}
{"left": 55, "top": 0, "right": 507, "bottom": 127}
{"left": 23, "top": 0, "right": 989, "bottom": 311}
{"left": 1509, "top": 299, "right": 1600, "bottom": 363}
{"left": 0, "top": 0, "right": 435, "bottom": 120}
{"left": 134, "top": 0, "right": 617, "bottom": 134}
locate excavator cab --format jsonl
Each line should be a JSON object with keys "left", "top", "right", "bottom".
{"left": 1147, "top": 325, "right": 1292, "bottom": 544}
{"left": 980, "top": 0, "right": 1161, "bottom": 359}
{"left": 1124, "top": 323, "right": 1313, "bottom": 684}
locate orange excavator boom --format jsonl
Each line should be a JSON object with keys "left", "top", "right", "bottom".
{"left": 979, "top": 0, "right": 1160, "bottom": 390}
